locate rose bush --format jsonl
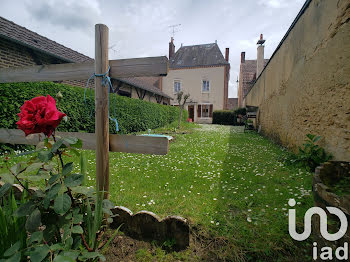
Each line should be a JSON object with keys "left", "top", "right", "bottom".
{"left": 16, "top": 95, "right": 66, "bottom": 137}
{"left": 1, "top": 94, "right": 116, "bottom": 261}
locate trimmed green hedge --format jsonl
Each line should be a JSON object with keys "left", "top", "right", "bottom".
{"left": 212, "top": 110, "right": 237, "bottom": 125}
{"left": 233, "top": 107, "right": 246, "bottom": 116}
{"left": 0, "top": 82, "right": 179, "bottom": 135}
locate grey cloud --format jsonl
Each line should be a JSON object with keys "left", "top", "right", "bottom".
{"left": 25, "top": 0, "right": 101, "bottom": 32}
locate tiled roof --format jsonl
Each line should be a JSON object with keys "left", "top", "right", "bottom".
{"left": 0, "top": 16, "right": 171, "bottom": 98}
{"left": 170, "top": 43, "right": 228, "bottom": 69}
{"left": 117, "top": 77, "right": 172, "bottom": 99}
{"left": 241, "top": 59, "right": 269, "bottom": 98}
{"left": 0, "top": 16, "right": 92, "bottom": 63}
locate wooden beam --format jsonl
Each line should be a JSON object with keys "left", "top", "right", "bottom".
{"left": 109, "top": 57, "right": 168, "bottom": 78}
{"left": 109, "top": 134, "right": 169, "bottom": 155}
{"left": 135, "top": 87, "right": 141, "bottom": 99}
{"left": 0, "top": 62, "right": 93, "bottom": 83}
{"left": 95, "top": 24, "right": 110, "bottom": 198}
{"left": 0, "top": 57, "right": 168, "bottom": 83}
{"left": 0, "top": 129, "right": 169, "bottom": 155}
{"left": 141, "top": 89, "right": 147, "bottom": 100}
{"left": 155, "top": 94, "right": 162, "bottom": 104}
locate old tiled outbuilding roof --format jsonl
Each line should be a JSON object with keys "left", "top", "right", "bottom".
{"left": 0, "top": 16, "right": 171, "bottom": 99}
{"left": 241, "top": 59, "right": 269, "bottom": 98}
{"left": 170, "top": 43, "right": 228, "bottom": 69}
{"left": 118, "top": 77, "right": 172, "bottom": 99}
{"left": 0, "top": 16, "right": 93, "bottom": 63}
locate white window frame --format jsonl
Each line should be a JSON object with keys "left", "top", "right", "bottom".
{"left": 201, "top": 79, "right": 210, "bottom": 93}
{"left": 199, "top": 103, "right": 212, "bottom": 119}
{"left": 173, "top": 80, "right": 181, "bottom": 94}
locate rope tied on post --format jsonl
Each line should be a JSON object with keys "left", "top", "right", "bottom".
{"left": 84, "top": 66, "right": 119, "bottom": 131}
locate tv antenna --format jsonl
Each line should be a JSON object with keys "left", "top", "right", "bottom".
{"left": 108, "top": 43, "right": 117, "bottom": 57}
{"left": 169, "top": 24, "right": 181, "bottom": 38}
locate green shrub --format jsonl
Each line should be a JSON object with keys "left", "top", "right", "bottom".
{"left": 0, "top": 189, "right": 28, "bottom": 260}
{"left": 0, "top": 82, "right": 179, "bottom": 150}
{"left": 0, "top": 135, "right": 116, "bottom": 260}
{"left": 233, "top": 107, "right": 246, "bottom": 116}
{"left": 297, "top": 134, "right": 333, "bottom": 171}
{"left": 212, "top": 110, "right": 236, "bottom": 125}
{"left": 280, "top": 134, "right": 333, "bottom": 171}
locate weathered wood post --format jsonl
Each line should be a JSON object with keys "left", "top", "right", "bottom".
{"left": 95, "top": 24, "right": 110, "bottom": 198}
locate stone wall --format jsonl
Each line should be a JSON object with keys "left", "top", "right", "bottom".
{"left": 244, "top": 0, "right": 350, "bottom": 161}
{"left": 312, "top": 161, "right": 350, "bottom": 259}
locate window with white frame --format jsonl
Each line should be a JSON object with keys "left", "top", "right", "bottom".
{"left": 174, "top": 80, "right": 181, "bottom": 93}
{"left": 202, "top": 80, "right": 210, "bottom": 93}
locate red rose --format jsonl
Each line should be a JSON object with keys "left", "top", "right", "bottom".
{"left": 16, "top": 95, "right": 66, "bottom": 137}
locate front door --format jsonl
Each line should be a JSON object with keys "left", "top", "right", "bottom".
{"left": 188, "top": 105, "right": 194, "bottom": 122}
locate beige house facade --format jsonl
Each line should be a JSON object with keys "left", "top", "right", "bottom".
{"left": 161, "top": 38, "right": 230, "bottom": 123}
{"left": 162, "top": 66, "right": 226, "bottom": 123}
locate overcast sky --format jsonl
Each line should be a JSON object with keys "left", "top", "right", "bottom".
{"left": 1, "top": 0, "right": 305, "bottom": 97}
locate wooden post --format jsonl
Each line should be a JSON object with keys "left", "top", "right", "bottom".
{"left": 95, "top": 24, "right": 109, "bottom": 198}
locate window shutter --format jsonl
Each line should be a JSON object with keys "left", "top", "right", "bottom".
{"left": 197, "top": 105, "right": 202, "bottom": 118}
{"left": 209, "top": 104, "right": 213, "bottom": 117}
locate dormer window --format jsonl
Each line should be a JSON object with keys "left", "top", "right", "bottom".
{"left": 202, "top": 80, "right": 210, "bottom": 93}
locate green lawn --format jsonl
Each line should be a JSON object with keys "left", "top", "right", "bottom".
{"left": 2, "top": 124, "right": 314, "bottom": 261}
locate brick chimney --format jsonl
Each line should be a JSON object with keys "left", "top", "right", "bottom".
{"left": 241, "top": 52, "right": 245, "bottom": 63}
{"left": 225, "top": 48, "right": 229, "bottom": 62}
{"left": 256, "top": 34, "right": 266, "bottom": 78}
{"left": 169, "top": 37, "right": 175, "bottom": 59}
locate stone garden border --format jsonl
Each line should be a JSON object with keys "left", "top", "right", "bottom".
{"left": 110, "top": 206, "right": 189, "bottom": 251}
{"left": 0, "top": 182, "right": 190, "bottom": 251}
{"left": 312, "top": 161, "right": 350, "bottom": 257}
